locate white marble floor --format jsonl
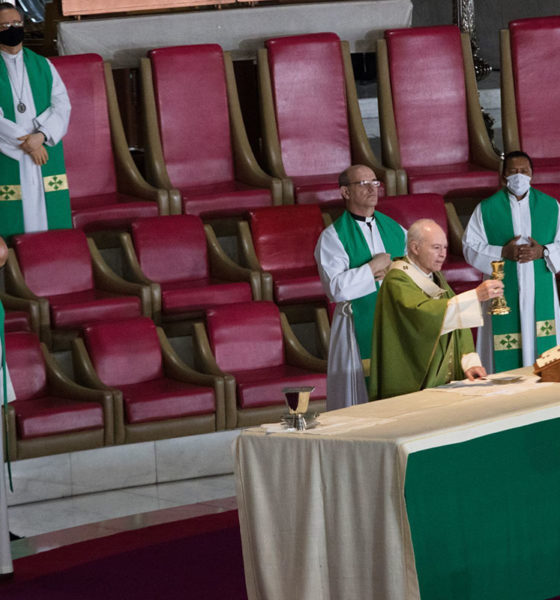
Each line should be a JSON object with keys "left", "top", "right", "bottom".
{"left": 8, "top": 473, "right": 237, "bottom": 560}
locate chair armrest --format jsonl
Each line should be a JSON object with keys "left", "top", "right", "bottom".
{"left": 140, "top": 57, "right": 175, "bottom": 192}
{"left": 224, "top": 53, "right": 284, "bottom": 205}
{"left": 88, "top": 237, "right": 152, "bottom": 317}
{"left": 105, "top": 65, "right": 169, "bottom": 213}
{"left": 281, "top": 313, "right": 328, "bottom": 372}
{"left": 71, "top": 337, "right": 114, "bottom": 392}
{"left": 461, "top": 33, "right": 502, "bottom": 170}
{"left": 322, "top": 213, "right": 333, "bottom": 228}
{"left": 445, "top": 202, "right": 466, "bottom": 257}
{"left": 205, "top": 224, "right": 261, "bottom": 300}
{"left": 342, "top": 41, "right": 397, "bottom": 196}
{"left": 192, "top": 321, "right": 227, "bottom": 376}
{"left": 237, "top": 221, "right": 261, "bottom": 271}
{"left": 499, "top": 29, "right": 520, "bottom": 154}
{"left": 0, "top": 291, "right": 41, "bottom": 334}
{"left": 4, "top": 249, "right": 52, "bottom": 345}
{"left": 3, "top": 404, "right": 17, "bottom": 461}
{"left": 158, "top": 327, "right": 226, "bottom": 430}
{"left": 43, "top": 343, "right": 115, "bottom": 445}
{"left": 314, "top": 306, "right": 331, "bottom": 360}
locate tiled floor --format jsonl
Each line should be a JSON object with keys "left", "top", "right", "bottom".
{"left": 8, "top": 474, "right": 237, "bottom": 560}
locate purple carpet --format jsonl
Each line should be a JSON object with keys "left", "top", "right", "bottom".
{"left": 0, "top": 509, "right": 248, "bottom": 599}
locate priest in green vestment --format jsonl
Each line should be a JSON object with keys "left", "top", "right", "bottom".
{"left": 370, "top": 219, "right": 503, "bottom": 400}
{"left": 315, "top": 164, "right": 406, "bottom": 410}
{"left": 463, "top": 150, "right": 560, "bottom": 373}
{"left": 0, "top": 3, "right": 72, "bottom": 239}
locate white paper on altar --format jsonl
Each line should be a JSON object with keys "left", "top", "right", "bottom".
{"left": 431, "top": 374, "right": 555, "bottom": 396}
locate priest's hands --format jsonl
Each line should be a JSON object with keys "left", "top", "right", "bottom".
{"left": 465, "top": 365, "right": 487, "bottom": 381}
{"left": 502, "top": 235, "right": 544, "bottom": 262}
{"left": 368, "top": 253, "right": 391, "bottom": 281}
{"left": 18, "top": 133, "right": 49, "bottom": 166}
{"left": 475, "top": 279, "right": 504, "bottom": 302}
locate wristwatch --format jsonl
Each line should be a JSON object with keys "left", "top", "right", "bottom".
{"left": 543, "top": 245, "right": 550, "bottom": 258}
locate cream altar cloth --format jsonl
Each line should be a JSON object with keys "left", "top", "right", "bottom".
{"left": 234, "top": 367, "right": 560, "bottom": 600}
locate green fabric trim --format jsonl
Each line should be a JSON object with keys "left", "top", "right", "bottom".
{"left": 332, "top": 210, "right": 405, "bottom": 360}
{"left": 480, "top": 188, "right": 557, "bottom": 371}
{"left": 405, "top": 417, "right": 560, "bottom": 599}
{"left": 369, "top": 266, "right": 474, "bottom": 400}
{"left": 0, "top": 48, "right": 71, "bottom": 237}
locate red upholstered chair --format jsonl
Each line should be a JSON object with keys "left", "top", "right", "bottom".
{"left": 3, "top": 331, "right": 113, "bottom": 461}
{"left": 501, "top": 17, "right": 560, "bottom": 183}
{"left": 119, "top": 215, "right": 259, "bottom": 328}
{"left": 50, "top": 54, "right": 168, "bottom": 237}
{"left": 314, "top": 302, "right": 336, "bottom": 359}
{"left": 377, "top": 26, "right": 500, "bottom": 199}
{"left": 377, "top": 193, "right": 482, "bottom": 294}
{"left": 141, "top": 44, "right": 281, "bottom": 230}
{"left": 193, "top": 301, "right": 326, "bottom": 429}
{"left": 4, "top": 229, "right": 151, "bottom": 350}
{"left": 1, "top": 292, "right": 40, "bottom": 334}
{"left": 72, "top": 317, "right": 225, "bottom": 444}
{"left": 259, "top": 32, "right": 398, "bottom": 206}
{"left": 237, "top": 204, "right": 327, "bottom": 319}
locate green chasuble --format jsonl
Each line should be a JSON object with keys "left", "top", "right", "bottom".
{"left": 332, "top": 210, "right": 405, "bottom": 360}
{"left": 369, "top": 260, "right": 475, "bottom": 400}
{"left": 0, "top": 48, "right": 72, "bottom": 238}
{"left": 480, "top": 188, "right": 557, "bottom": 372}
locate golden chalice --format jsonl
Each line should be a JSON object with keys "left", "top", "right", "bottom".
{"left": 488, "top": 260, "right": 510, "bottom": 315}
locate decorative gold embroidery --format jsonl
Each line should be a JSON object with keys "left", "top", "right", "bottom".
{"left": 536, "top": 320, "right": 556, "bottom": 337}
{"left": 494, "top": 333, "right": 522, "bottom": 351}
{"left": 43, "top": 174, "right": 68, "bottom": 192}
{"left": 0, "top": 184, "right": 22, "bottom": 201}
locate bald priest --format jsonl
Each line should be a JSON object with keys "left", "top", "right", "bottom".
{"left": 369, "top": 219, "right": 502, "bottom": 400}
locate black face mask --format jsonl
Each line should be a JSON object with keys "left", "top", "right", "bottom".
{"left": 0, "top": 26, "right": 24, "bottom": 47}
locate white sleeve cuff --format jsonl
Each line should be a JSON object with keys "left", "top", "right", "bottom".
{"left": 461, "top": 352, "right": 482, "bottom": 372}
{"left": 441, "top": 289, "right": 483, "bottom": 335}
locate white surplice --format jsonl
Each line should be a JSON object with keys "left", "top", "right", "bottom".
{"left": 0, "top": 345, "right": 16, "bottom": 576}
{"left": 462, "top": 189, "right": 560, "bottom": 373}
{"left": 0, "top": 49, "right": 71, "bottom": 233}
{"left": 315, "top": 216, "right": 395, "bottom": 410}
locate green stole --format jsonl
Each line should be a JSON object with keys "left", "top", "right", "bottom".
{"left": 480, "top": 188, "right": 557, "bottom": 372}
{"left": 333, "top": 210, "right": 406, "bottom": 359}
{"left": 0, "top": 48, "right": 72, "bottom": 238}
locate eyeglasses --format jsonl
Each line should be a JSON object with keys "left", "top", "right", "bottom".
{"left": 347, "top": 180, "right": 381, "bottom": 188}
{"left": 0, "top": 21, "right": 23, "bottom": 30}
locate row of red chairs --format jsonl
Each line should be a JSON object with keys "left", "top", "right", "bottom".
{"left": 4, "top": 305, "right": 326, "bottom": 461}
{"left": 34, "top": 18, "right": 560, "bottom": 244}
{"left": 2, "top": 192, "right": 482, "bottom": 351}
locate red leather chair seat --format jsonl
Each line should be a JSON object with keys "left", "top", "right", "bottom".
{"left": 407, "top": 163, "right": 499, "bottom": 198}
{"left": 181, "top": 181, "right": 272, "bottom": 219}
{"left": 120, "top": 378, "right": 216, "bottom": 424}
{"left": 160, "top": 279, "right": 252, "bottom": 314}
{"left": 14, "top": 396, "right": 103, "bottom": 439}
{"left": 4, "top": 311, "right": 31, "bottom": 332}
{"left": 72, "top": 192, "right": 159, "bottom": 232}
{"left": 49, "top": 290, "right": 141, "bottom": 329}
{"left": 272, "top": 267, "right": 326, "bottom": 304}
{"left": 234, "top": 364, "right": 327, "bottom": 409}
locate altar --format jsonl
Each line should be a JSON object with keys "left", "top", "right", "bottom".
{"left": 234, "top": 369, "right": 560, "bottom": 599}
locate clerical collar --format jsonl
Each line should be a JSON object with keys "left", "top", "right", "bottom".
{"left": 349, "top": 212, "right": 375, "bottom": 223}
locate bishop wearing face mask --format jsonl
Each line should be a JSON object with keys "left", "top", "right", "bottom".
{"left": 462, "top": 150, "right": 560, "bottom": 373}
{"left": 0, "top": 2, "right": 72, "bottom": 238}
